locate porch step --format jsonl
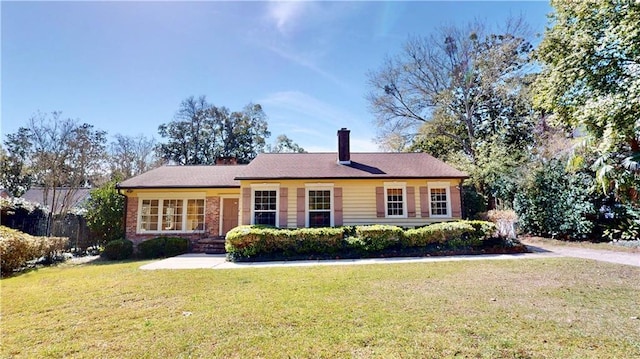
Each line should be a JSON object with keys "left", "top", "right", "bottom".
{"left": 193, "top": 237, "right": 226, "bottom": 254}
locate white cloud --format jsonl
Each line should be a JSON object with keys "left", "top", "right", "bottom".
{"left": 266, "top": 1, "right": 309, "bottom": 35}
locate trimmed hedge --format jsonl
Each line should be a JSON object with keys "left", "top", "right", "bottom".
{"left": 225, "top": 226, "right": 345, "bottom": 258}
{"left": 226, "top": 221, "right": 502, "bottom": 261}
{"left": 0, "top": 226, "right": 69, "bottom": 275}
{"left": 102, "top": 239, "right": 133, "bottom": 260}
{"left": 351, "top": 225, "right": 404, "bottom": 252}
{"left": 137, "top": 237, "right": 190, "bottom": 259}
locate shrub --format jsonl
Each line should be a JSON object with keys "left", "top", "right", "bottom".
{"left": 353, "top": 225, "right": 404, "bottom": 251}
{"left": 485, "top": 210, "right": 517, "bottom": 238}
{"left": 164, "top": 237, "right": 190, "bottom": 257}
{"left": 102, "top": 239, "right": 133, "bottom": 260}
{"left": 138, "top": 237, "right": 167, "bottom": 259}
{"left": 465, "top": 220, "right": 498, "bottom": 240}
{"left": 225, "top": 226, "right": 345, "bottom": 258}
{"left": 137, "top": 237, "right": 190, "bottom": 259}
{"left": 514, "top": 159, "right": 595, "bottom": 239}
{"left": 404, "top": 221, "right": 475, "bottom": 247}
{"left": 0, "top": 226, "right": 70, "bottom": 275}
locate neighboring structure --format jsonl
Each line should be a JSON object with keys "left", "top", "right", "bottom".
{"left": 21, "top": 187, "right": 91, "bottom": 214}
{"left": 117, "top": 128, "right": 467, "bottom": 252}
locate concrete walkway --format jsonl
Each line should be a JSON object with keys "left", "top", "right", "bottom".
{"left": 522, "top": 240, "right": 639, "bottom": 267}
{"left": 139, "top": 251, "right": 561, "bottom": 270}
{"left": 139, "top": 241, "right": 639, "bottom": 270}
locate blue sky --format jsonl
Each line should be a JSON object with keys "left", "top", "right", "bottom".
{"left": 1, "top": 1, "right": 552, "bottom": 152}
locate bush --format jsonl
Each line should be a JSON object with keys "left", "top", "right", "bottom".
{"left": 138, "top": 237, "right": 166, "bottom": 259}
{"left": 102, "top": 239, "right": 133, "bottom": 260}
{"left": 225, "top": 220, "right": 509, "bottom": 261}
{"left": 0, "top": 226, "right": 69, "bottom": 275}
{"left": 404, "top": 221, "right": 474, "bottom": 247}
{"left": 514, "top": 159, "right": 595, "bottom": 239}
{"left": 485, "top": 210, "right": 517, "bottom": 238}
{"left": 353, "top": 225, "right": 404, "bottom": 251}
{"left": 164, "top": 237, "right": 190, "bottom": 257}
{"left": 225, "top": 226, "right": 345, "bottom": 258}
{"left": 137, "top": 237, "right": 190, "bottom": 259}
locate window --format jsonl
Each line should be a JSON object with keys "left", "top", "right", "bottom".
{"left": 162, "top": 199, "right": 183, "bottom": 231}
{"left": 308, "top": 189, "right": 331, "bottom": 227}
{"left": 254, "top": 190, "right": 277, "bottom": 226}
{"left": 140, "top": 200, "right": 159, "bottom": 231}
{"left": 384, "top": 182, "right": 407, "bottom": 218}
{"left": 428, "top": 183, "right": 451, "bottom": 217}
{"left": 138, "top": 198, "right": 205, "bottom": 233}
{"left": 186, "top": 199, "right": 205, "bottom": 230}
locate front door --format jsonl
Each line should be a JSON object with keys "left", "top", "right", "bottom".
{"left": 222, "top": 198, "right": 239, "bottom": 235}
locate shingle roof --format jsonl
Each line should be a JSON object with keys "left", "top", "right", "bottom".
{"left": 237, "top": 153, "right": 467, "bottom": 180}
{"left": 21, "top": 187, "right": 91, "bottom": 214}
{"left": 117, "top": 165, "right": 243, "bottom": 189}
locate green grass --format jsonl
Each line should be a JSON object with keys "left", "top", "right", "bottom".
{"left": 2, "top": 258, "right": 639, "bottom": 358}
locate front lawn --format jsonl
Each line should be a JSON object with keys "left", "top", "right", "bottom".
{"left": 2, "top": 258, "right": 639, "bottom": 358}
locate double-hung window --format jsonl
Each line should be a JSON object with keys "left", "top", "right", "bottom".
{"left": 384, "top": 182, "right": 407, "bottom": 218}
{"left": 138, "top": 197, "right": 205, "bottom": 233}
{"left": 307, "top": 188, "right": 332, "bottom": 227}
{"left": 428, "top": 183, "right": 451, "bottom": 217}
{"left": 252, "top": 185, "right": 279, "bottom": 226}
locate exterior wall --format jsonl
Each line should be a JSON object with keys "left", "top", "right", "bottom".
{"left": 240, "top": 178, "right": 463, "bottom": 228}
{"left": 122, "top": 188, "right": 240, "bottom": 248}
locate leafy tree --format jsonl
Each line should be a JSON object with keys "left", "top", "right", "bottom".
{"left": 533, "top": 0, "right": 640, "bottom": 202}
{"left": 268, "top": 134, "right": 306, "bottom": 153}
{"left": 109, "top": 134, "right": 160, "bottom": 180}
{"left": 157, "top": 96, "right": 270, "bottom": 165}
{"left": 514, "top": 159, "right": 595, "bottom": 240}
{"left": 4, "top": 112, "right": 108, "bottom": 235}
{"left": 85, "top": 179, "right": 125, "bottom": 245}
{"left": 0, "top": 128, "right": 33, "bottom": 196}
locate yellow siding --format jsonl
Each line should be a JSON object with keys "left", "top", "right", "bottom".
{"left": 240, "top": 178, "right": 461, "bottom": 228}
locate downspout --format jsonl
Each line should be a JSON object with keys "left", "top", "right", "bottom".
{"left": 116, "top": 184, "right": 127, "bottom": 240}
{"left": 459, "top": 179, "right": 465, "bottom": 219}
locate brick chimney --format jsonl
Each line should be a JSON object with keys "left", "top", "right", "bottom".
{"left": 216, "top": 157, "right": 238, "bottom": 165}
{"left": 337, "top": 128, "right": 351, "bottom": 165}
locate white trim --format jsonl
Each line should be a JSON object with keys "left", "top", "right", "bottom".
{"left": 250, "top": 183, "right": 280, "bottom": 189}
{"left": 304, "top": 183, "right": 335, "bottom": 188}
{"left": 136, "top": 192, "right": 206, "bottom": 199}
{"left": 305, "top": 186, "right": 334, "bottom": 227}
{"left": 250, "top": 185, "right": 280, "bottom": 227}
{"left": 137, "top": 197, "right": 206, "bottom": 234}
{"left": 383, "top": 182, "right": 407, "bottom": 219}
{"left": 427, "top": 182, "right": 452, "bottom": 218}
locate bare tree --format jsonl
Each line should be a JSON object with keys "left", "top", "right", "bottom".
{"left": 109, "top": 134, "right": 160, "bottom": 180}
{"left": 367, "top": 18, "right": 534, "bottom": 161}
{"left": 7, "top": 111, "right": 107, "bottom": 235}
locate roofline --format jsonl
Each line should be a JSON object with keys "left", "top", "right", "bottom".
{"left": 116, "top": 185, "right": 241, "bottom": 190}
{"left": 234, "top": 176, "right": 468, "bottom": 180}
